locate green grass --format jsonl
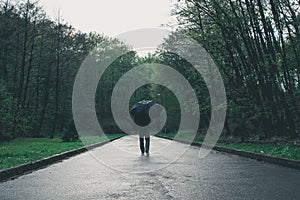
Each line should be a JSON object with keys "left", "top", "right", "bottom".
{"left": 0, "top": 134, "right": 125, "bottom": 170}
{"left": 156, "top": 132, "right": 300, "bottom": 161}
{"left": 218, "top": 143, "right": 300, "bottom": 160}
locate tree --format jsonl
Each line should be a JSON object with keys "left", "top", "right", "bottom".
{"left": 170, "top": 0, "right": 300, "bottom": 139}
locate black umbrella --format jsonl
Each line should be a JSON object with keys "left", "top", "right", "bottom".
{"left": 130, "top": 100, "right": 156, "bottom": 127}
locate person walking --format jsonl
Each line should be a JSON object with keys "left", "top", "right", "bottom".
{"left": 130, "top": 100, "right": 157, "bottom": 156}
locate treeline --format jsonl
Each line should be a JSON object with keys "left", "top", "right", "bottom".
{"left": 1, "top": 0, "right": 300, "bottom": 142}
{"left": 171, "top": 0, "right": 300, "bottom": 139}
{"left": 0, "top": 0, "right": 142, "bottom": 141}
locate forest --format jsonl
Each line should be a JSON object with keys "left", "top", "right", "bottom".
{"left": 0, "top": 0, "right": 300, "bottom": 142}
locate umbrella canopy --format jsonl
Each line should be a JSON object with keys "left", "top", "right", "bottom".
{"left": 130, "top": 100, "right": 155, "bottom": 127}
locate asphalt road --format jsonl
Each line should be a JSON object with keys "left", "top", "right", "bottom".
{"left": 0, "top": 135, "right": 300, "bottom": 200}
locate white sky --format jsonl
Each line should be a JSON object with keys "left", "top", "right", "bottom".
{"left": 38, "top": 0, "right": 177, "bottom": 37}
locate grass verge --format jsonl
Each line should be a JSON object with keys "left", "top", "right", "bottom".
{"left": 0, "top": 134, "right": 125, "bottom": 170}
{"left": 156, "top": 133, "right": 300, "bottom": 161}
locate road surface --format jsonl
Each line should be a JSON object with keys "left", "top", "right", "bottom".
{"left": 0, "top": 135, "right": 300, "bottom": 199}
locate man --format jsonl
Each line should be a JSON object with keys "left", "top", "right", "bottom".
{"left": 130, "top": 100, "right": 158, "bottom": 156}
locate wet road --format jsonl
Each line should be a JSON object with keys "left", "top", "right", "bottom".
{"left": 0, "top": 135, "right": 300, "bottom": 199}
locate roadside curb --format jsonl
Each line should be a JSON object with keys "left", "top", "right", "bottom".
{"left": 0, "top": 135, "right": 125, "bottom": 182}
{"left": 155, "top": 135, "right": 300, "bottom": 171}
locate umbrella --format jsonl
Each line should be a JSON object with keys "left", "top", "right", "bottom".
{"left": 130, "top": 100, "right": 156, "bottom": 127}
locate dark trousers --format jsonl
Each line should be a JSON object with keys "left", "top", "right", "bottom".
{"left": 139, "top": 137, "right": 150, "bottom": 153}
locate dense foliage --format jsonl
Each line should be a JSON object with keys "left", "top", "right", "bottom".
{"left": 1, "top": 0, "right": 299, "bottom": 142}
{"left": 0, "top": 0, "right": 140, "bottom": 140}
{"left": 168, "top": 0, "right": 300, "bottom": 140}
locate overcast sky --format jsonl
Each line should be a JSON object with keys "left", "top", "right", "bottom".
{"left": 38, "top": 0, "right": 176, "bottom": 37}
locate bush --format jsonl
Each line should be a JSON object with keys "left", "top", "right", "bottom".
{"left": 62, "top": 120, "right": 79, "bottom": 142}
{"left": 0, "top": 81, "right": 33, "bottom": 141}
{"left": 0, "top": 82, "right": 15, "bottom": 141}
